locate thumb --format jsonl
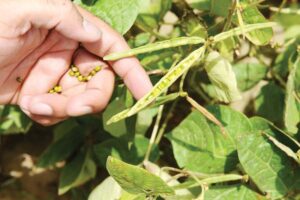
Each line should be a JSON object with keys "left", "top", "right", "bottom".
{"left": 0, "top": 0, "right": 101, "bottom": 42}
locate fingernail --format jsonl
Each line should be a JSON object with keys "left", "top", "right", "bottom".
{"left": 31, "top": 103, "right": 54, "bottom": 116}
{"left": 70, "top": 106, "right": 93, "bottom": 116}
{"left": 83, "top": 19, "right": 102, "bottom": 39}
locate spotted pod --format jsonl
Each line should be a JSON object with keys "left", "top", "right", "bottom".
{"left": 107, "top": 46, "right": 206, "bottom": 124}
{"left": 104, "top": 36, "right": 205, "bottom": 61}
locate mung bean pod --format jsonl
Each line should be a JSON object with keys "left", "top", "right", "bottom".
{"left": 104, "top": 37, "right": 205, "bottom": 61}
{"left": 107, "top": 46, "right": 206, "bottom": 124}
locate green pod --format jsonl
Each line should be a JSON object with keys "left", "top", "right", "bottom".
{"left": 107, "top": 46, "right": 206, "bottom": 124}
{"left": 104, "top": 36, "right": 205, "bottom": 61}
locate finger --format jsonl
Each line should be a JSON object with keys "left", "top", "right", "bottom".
{"left": 66, "top": 50, "right": 115, "bottom": 116}
{"left": 76, "top": 6, "right": 153, "bottom": 100}
{"left": 22, "top": 94, "right": 69, "bottom": 118}
{"left": 28, "top": 114, "right": 66, "bottom": 126}
{"left": 19, "top": 39, "right": 75, "bottom": 100}
{"left": 59, "top": 48, "right": 104, "bottom": 91}
{"left": 0, "top": 0, "right": 101, "bottom": 42}
{"left": 18, "top": 32, "right": 76, "bottom": 114}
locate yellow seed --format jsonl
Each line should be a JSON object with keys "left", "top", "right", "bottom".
{"left": 86, "top": 75, "right": 93, "bottom": 81}
{"left": 74, "top": 72, "right": 80, "bottom": 77}
{"left": 69, "top": 70, "right": 75, "bottom": 76}
{"left": 78, "top": 75, "right": 84, "bottom": 82}
{"left": 54, "top": 86, "right": 62, "bottom": 93}
{"left": 94, "top": 66, "right": 102, "bottom": 72}
{"left": 82, "top": 76, "right": 88, "bottom": 82}
{"left": 71, "top": 66, "right": 79, "bottom": 72}
{"left": 49, "top": 89, "right": 55, "bottom": 94}
{"left": 90, "top": 70, "right": 97, "bottom": 76}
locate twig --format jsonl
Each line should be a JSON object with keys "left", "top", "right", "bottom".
{"left": 154, "top": 100, "right": 178, "bottom": 145}
{"left": 223, "top": 0, "right": 237, "bottom": 31}
{"left": 144, "top": 104, "right": 165, "bottom": 162}
{"left": 186, "top": 96, "right": 227, "bottom": 135}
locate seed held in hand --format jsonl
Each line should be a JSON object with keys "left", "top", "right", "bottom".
{"left": 74, "top": 72, "right": 80, "bottom": 77}
{"left": 94, "top": 66, "right": 102, "bottom": 72}
{"left": 71, "top": 66, "right": 79, "bottom": 72}
{"left": 54, "top": 86, "right": 62, "bottom": 93}
{"left": 78, "top": 75, "right": 84, "bottom": 82}
{"left": 69, "top": 70, "right": 75, "bottom": 76}
{"left": 49, "top": 89, "right": 55, "bottom": 94}
{"left": 86, "top": 75, "right": 92, "bottom": 81}
{"left": 90, "top": 70, "right": 97, "bottom": 76}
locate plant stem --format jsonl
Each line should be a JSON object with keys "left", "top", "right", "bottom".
{"left": 179, "top": 71, "right": 188, "bottom": 93}
{"left": 223, "top": 0, "right": 237, "bottom": 31}
{"left": 186, "top": 96, "right": 226, "bottom": 135}
{"left": 144, "top": 104, "right": 164, "bottom": 162}
{"left": 186, "top": 174, "right": 248, "bottom": 189}
{"left": 154, "top": 100, "right": 178, "bottom": 145}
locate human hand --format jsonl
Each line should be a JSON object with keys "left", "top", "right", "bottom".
{"left": 0, "top": 0, "right": 152, "bottom": 125}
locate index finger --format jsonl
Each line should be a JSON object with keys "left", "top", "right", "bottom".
{"left": 76, "top": 6, "right": 153, "bottom": 100}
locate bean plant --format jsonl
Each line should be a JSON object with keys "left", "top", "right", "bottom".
{"left": 1, "top": 0, "right": 300, "bottom": 199}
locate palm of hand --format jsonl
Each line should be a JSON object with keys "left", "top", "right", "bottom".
{"left": 0, "top": 30, "right": 114, "bottom": 125}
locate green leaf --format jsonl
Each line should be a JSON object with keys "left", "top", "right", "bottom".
{"left": 135, "top": 108, "right": 158, "bottom": 135}
{"left": 120, "top": 191, "right": 146, "bottom": 200}
{"left": 88, "top": 177, "right": 122, "bottom": 200}
{"left": 93, "top": 135, "right": 159, "bottom": 167}
{"left": 284, "top": 56, "right": 300, "bottom": 134}
{"left": 167, "top": 105, "right": 252, "bottom": 173}
{"left": 186, "top": 0, "right": 210, "bottom": 10}
{"left": 294, "top": 56, "right": 300, "bottom": 96}
{"left": 186, "top": 0, "right": 232, "bottom": 17}
{"left": 37, "top": 127, "right": 85, "bottom": 168}
{"left": 273, "top": 36, "right": 300, "bottom": 78}
{"left": 234, "top": 4, "right": 273, "bottom": 45}
{"left": 103, "top": 86, "right": 135, "bottom": 139}
{"left": 74, "top": 0, "right": 148, "bottom": 34}
{"left": 237, "top": 131, "right": 296, "bottom": 198}
{"left": 136, "top": 0, "right": 172, "bottom": 29}
{"left": 250, "top": 116, "right": 300, "bottom": 150}
{"left": 181, "top": 11, "right": 207, "bottom": 38}
{"left": 254, "top": 82, "right": 285, "bottom": 124}
{"left": 0, "top": 105, "right": 32, "bottom": 135}
{"left": 53, "top": 119, "right": 79, "bottom": 141}
{"left": 233, "top": 61, "right": 268, "bottom": 91}
{"left": 106, "top": 156, "right": 175, "bottom": 196}
{"left": 205, "top": 51, "right": 241, "bottom": 103}
{"left": 143, "top": 161, "right": 194, "bottom": 198}
{"left": 210, "top": 0, "right": 232, "bottom": 17}
{"left": 205, "top": 184, "right": 267, "bottom": 200}
{"left": 59, "top": 150, "right": 97, "bottom": 195}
